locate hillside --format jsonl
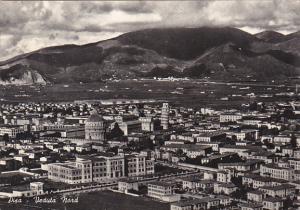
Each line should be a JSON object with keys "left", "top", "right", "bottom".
{"left": 0, "top": 27, "right": 300, "bottom": 84}
{"left": 255, "top": 31, "right": 285, "bottom": 43}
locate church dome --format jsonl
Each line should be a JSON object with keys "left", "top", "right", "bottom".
{"left": 86, "top": 112, "right": 104, "bottom": 123}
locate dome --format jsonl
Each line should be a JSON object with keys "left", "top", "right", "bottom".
{"left": 86, "top": 113, "right": 104, "bottom": 123}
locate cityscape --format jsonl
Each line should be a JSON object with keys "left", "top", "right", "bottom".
{"left": 1, "top": 1, "right": 300, "bottom": 210}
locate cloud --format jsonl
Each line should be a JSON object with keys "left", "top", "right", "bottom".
{"left": 0, "top": 1, "right": 300, "bottom": 61}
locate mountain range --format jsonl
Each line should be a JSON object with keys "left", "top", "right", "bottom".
{"left": 1, "top": 27, "right": 300, "bottom": 85}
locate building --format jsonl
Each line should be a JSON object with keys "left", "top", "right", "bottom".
{"left": 182, "top": 177, "right": 213, "bottom": 191}
{"left": 219, "top": 113, "right": 242, "bottom": 123}
{"left": 263, "top": 197, "right": 283, "bottom": 210}
{"left": 0, "top": 182, "right": 44, "bottom": 198}
{"left": 140, "top": 117, "right": 155, "bottom": 132}
{"left": 247, "top": 190, "right": 264, "bottom": 202}
{"left": 47, "top": 153, "right": 154, "bottom": 184}
{"left": 114, "top": 115, "right": 141, "bottom": 136}
{"left": 170, "top": 197, "right": 220, "bottom": 210}
{"left": 239, "top": 203, "right": 263, "bottom": 210}
{"left": 260, "top": 184, "right": 296, "bottom": 198}
{"left": 213, "top": 183, "right": 237, "bottom": 195}
{"left": 85, "top": 111, "right": 106, "bottom": 142}
{"left": 125, "top": 153, "right": 155, "bottom": 177}
{"left": 218, "top": 160, "right": 262, "bottom": 172}
{"left": 147, "top": 181, "right": 179, "bottom": 202}
{"left": 217, "top": 170, "right": 232, "bottom": 183}
{"left": 161, "top": 103, "right": 170, "bottom": 130}
{"left": 0, "top": 125, "right": 24, "bottom": 138}
{"left": 118, "top": 179, "right": 139, "bottom": 192}
{"left": 196, "top": 131, "right": 226, "bottom": 142}
{"left": 260, "top": 163, "right": 294, "bottom": 181}
{"left": 288, "top": 159, "right": 300, "bottom": 170}
{"left": 61, "top": 126, "right": 85, "bottom": 138}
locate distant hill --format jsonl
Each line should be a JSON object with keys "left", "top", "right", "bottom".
{"left": 0, "top": 27, "right": 300, "bottom": 84}
{"left": 255, "top": 31, "right": 285, "bottom": 43}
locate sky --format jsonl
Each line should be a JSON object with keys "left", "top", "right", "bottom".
{"left": 0, "top": 0, "right": 300, "bottom": 61}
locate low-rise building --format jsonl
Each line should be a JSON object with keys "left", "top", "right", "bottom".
{"left": 262, "top": 197, "right": 283, "bottom": 210}
{"left": 213, "top": 183, "right": 237, "bottom": 195}
{"left": 260, "top": 184, "right": 295, "bottom": 198}
{"left": 147, "top": 181, "right": 180, "bottom": 202}
{"left": 247, "top": 190, "right": 264, "bottom": 202}
{"left": 260, "top": 163, "right": 294, "bottom": 181}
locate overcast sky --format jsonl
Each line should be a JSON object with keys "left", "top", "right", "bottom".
{"left": 0, "top": 1, "right": 299, "bottom": 61}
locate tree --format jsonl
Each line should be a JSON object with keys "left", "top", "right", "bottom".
{"left": 108, "top": 123, "right": 124, "bottom": 139}
{"left": 282, "top": 109, "right": 295, "bottom": 119}
{"left": 291, "top": 135, "right": 297, "bottom": 148}
{"left": 176, "top": 149, "right": 184, "bottom": 156}
{"left": 263, "top": 139, "right": 275, "bottom": 149}
{"left": 2, "top": 134, "right": 9, "bottom": 143}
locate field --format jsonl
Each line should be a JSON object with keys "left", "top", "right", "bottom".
{"left": 0, "top": 190, "right": 169, "bottom": 210}
{"left": 0, "top": 79, "right": 299, "bottom": 109}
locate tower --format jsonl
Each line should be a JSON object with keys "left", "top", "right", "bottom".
{"left": 85, "top": 111, "right": 105, "bottom": 142}
{"left": 161, "top": 103, "right": 169, "bottom": 130}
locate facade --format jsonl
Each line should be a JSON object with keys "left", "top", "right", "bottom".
{"left": 289, "top": 159, "right": 300, "bottom": 170}
{"left": 115, "top": 115, "right": 141, "bottom": 136}
{"left": 182, "top": 177, "right": 213, "bottom": 191}
{"left": 170, "top": 197, "right": 220, "bottom": 210}
{"left": 213, "top": 183, "right": 237, "bottom": 195}
{"left": 260, "top": 184, "right": 296, "bottom": 198}
{"left": 0, "top": 182, "right": 44, "bottom": 198}
{"left": 247, "top": 190, "right": 264, "bottom": 202}
{"left": 219, "top": 113, "right": 242, "bottom": 123}
{"left": 240, "top": 203, "right": 263, "bottom": 210}
{"left": 61, "top": 126, "right": 85, "bottom": 138}
{"left": 217, "top": 170, "right": 232, "bottom": 183}
{"left": 140, "top": 117, "right": 154, "bottom": 132}
{"left": 47, "top": 153, "right": 154, "bottom": 184}
{"left": 85, "top": 112, "right": 106, "bottom": 142}
{"left": 260, "top": 164, "right": 294, "bottom": 181}
{"left": 118, "top": 179, "right": 139, "bottom": 192}
{"left": 125, "top": 154, "right": 155, "bottom": 177}
{"left": 0, "top": 125, "right": 24, "bottom": 137}
{"left": 263, "top": 197, "right": 283, "bottom": 210}
{"left": 147, "top": 181, "right": 180, "bottom": 202}
{"left": 196, "top": 131, "right": 226, "bottom": 142}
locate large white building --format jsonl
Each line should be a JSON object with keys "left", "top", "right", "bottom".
{"left": 47, "top": 153, "right": 154, "bottom": 184}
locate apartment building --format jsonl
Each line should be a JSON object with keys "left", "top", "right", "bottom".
{"left": 289, "top": 159, "right": 300, "bottom": 170}
{"left": 0, "top": 125, "right": 24, "bottom": 137}
{"left": 148, "top": 181, "right": 174, "bottom": 199}
{"left": 219, "top": 113, "right": 242, "bottom": 123}
{"left": 47, "top": 153, "right": 154, "bottom": 184}
{"left": 260, "top": 163, "right": 294, "bottom": 181}
{"left": 195, "top": 131, "right": 226, "bottom": 143}
{"left": 260, "top": 184, "right": 296, "bottom": 198}
{"left": 125, "top": 153, "right": 155, "bottom": 177}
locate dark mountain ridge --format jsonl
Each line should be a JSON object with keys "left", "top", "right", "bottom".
{"left": 0, "top": 27, "right": 300, "bottom": 84}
